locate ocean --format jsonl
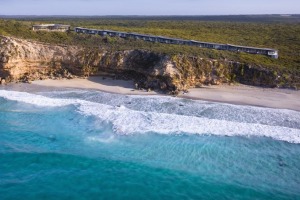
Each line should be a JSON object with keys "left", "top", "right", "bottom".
{"left": 0, "top": 86, "right": 300, "bottom": 199}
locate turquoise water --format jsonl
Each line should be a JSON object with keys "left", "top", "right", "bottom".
{"left": 0, "top": 88, "right": 300, "bottom": 199}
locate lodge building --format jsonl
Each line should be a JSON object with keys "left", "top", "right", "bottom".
{"left": 74, "top": 27, "right": 279, "bottom": 59}
{"left": 32, "top": 24, "right": 70, "bottom": 32}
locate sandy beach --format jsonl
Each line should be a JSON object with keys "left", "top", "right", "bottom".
{"left": 32, "top": 76, "right": 158, "bottom": 95}
{"left": 28, "top": 76, "right": 300, "bottom": 111}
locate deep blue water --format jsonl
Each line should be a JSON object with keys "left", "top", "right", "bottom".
{"left": 0, "top": 88, "right": 300, "bottom": 199}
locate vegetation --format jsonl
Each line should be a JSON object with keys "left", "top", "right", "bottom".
{"left": 0, "top": 15, "right": 299, "bottom": 75}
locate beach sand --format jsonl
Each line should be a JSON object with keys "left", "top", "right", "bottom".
{"left": 28, "top": 76, "right": 300, "bottom": 111}
{"left": 32, "top": 76, "right": 158, "bottom": 95}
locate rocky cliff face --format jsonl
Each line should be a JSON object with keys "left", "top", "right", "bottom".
{"left": 0, "top": 36, "right": 180, "bottom": 91}
{"left": 0, "top": 36, "right": 298, "bottom": 92}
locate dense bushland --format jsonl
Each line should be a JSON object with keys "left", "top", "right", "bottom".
{"left": 0, "top": 16, "right": 299, "bottom": 76}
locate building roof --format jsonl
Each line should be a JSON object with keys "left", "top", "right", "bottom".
{"left": 33, "top": 24, "right": 70, "bottom": 28}
{"left": 227, "top": 44, "right": 277, "bottom": 51}
{"left": 74, "top": 27, "right": 277, "bottom": 52}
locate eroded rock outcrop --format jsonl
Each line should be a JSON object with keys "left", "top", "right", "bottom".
{"left": 0, "top": 35, "right": 298, "bottom": 92}
{"left": 0, "top": 36, "right": 180, "bottom": 91}
{"left": 0, "top": 36, "right": 81, "bottom": 81}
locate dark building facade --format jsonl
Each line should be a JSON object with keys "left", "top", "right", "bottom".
{"left": 74, "top": 27, "right": 278, "bottom": 59}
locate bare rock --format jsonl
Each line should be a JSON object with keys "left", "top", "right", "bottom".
{"left": 1, "top": 78, "right": 6, "bottom": 85}
{"left": 195, "top": 83, "right": 203, "bottom": 88}
{"left": 211, "top": 79, "right": 221, "bottom": 85}
{"left": 159, "top": 82, "right": 167, "bottom": 90}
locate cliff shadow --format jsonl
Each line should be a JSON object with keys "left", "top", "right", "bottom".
{"left": 87, "top": 76, "right": 135, "bottom": 90}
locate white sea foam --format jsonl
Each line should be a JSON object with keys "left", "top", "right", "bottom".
{"left": 86, "top": 135, "right": 116, "bottom": 143}
{"left": 1, "top": 90, "right": 300, "bottom": 143}
{"left": 0, "top": 90, "right": 74, "bottom": 107}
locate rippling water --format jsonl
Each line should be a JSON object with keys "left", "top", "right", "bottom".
{"left": 0, "top": 88, "right": 300, "bottom": 199}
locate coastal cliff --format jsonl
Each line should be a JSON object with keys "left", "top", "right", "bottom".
{"left": 0, "top": 36, "right": 298, "bottom": 92}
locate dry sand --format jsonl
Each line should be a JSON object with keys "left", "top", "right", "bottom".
{"left": 33, "top": 76, "right": 158, "bottom": 95}
{"left": 31, "top": 76, "right": 300, "bottom": 111}
{"left": 180, "top": 85, "right": 300, "bottom": 111}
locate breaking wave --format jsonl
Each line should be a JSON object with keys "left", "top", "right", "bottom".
{"left": 1, "top": 90, "right": 300, "bottom": 143}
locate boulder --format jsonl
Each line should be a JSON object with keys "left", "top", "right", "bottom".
{"left": 211, "top": 79, "right": 221, "bottom": 85}
{"left": 195, "top": 83, "right": 203, "bottom": 88}
{"left": 159, "top": 82, "right": 167, "bottom": 90}
{"left": 1, "top": 78, "right": 6, "bottom": 85}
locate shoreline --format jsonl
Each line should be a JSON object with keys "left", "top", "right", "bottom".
{"left": 178, "top": 87, "right": 300, "bottom": 111}
{"left": 2, "top": 76, "right": 300, "bottom": 111}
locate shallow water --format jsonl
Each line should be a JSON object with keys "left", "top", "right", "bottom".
{"left": 0, "top": 88, "right": 300, "bottom": 199}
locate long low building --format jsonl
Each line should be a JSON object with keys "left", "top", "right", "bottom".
{"left": 32, "top": 24, "right": 70, "bottom": 32}
{"left": 74, "top": 27, "right": 278, "bottom": 59}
